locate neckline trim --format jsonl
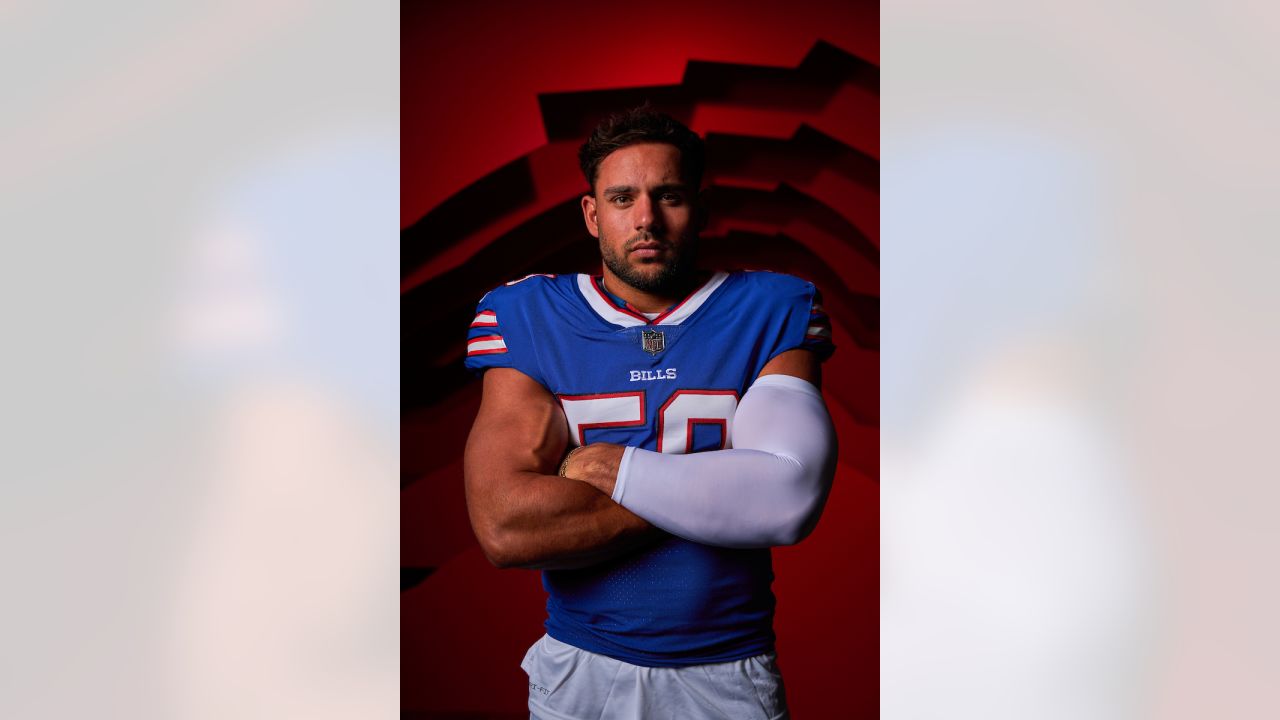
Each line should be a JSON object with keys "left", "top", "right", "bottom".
{"left": 578, "top": 272, "right": 730, "bottom": 328}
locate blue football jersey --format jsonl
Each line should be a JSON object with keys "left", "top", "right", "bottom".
{"left": 464, "top": 270, "right": 834, "bottom": 667}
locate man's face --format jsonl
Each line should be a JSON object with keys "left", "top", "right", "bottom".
{"left": 581, "top": 142, "right": 699, "bottom": 295}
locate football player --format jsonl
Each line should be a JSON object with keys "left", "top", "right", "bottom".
{"left": 464, "top": 106, "right": 837, "bottom": 719}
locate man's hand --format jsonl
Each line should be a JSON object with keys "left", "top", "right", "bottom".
{"left": 560, "top": 443, "right": 626, "bottom": 496}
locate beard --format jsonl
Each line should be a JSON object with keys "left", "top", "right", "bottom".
{"left": 599, "top": 229, "right": 697, "bottom": 296}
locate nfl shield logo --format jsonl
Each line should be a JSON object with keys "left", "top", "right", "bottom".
{"left": 640, "top": 329, "right": 665, "bottom": 355}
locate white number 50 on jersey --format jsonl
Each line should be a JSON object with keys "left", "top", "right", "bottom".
{"left": 558, "top": 390, "right": 739, "bottom": 455}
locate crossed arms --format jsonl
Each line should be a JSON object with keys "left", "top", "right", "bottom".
{"left": 463, "top": 349, "right": 836, "bottom": 569}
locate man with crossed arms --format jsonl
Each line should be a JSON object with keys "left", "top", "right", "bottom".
{"left": 463, "top": 107, "right": 837, "bottom": 720}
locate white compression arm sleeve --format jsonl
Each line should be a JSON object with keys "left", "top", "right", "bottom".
{"left": 613, "top": 373, "right": 837, "bottom": 548}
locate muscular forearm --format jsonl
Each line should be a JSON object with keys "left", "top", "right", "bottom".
{"left": 464, "top": 367, "right": 663, "bottom": 570}
{"left": 466, "top": 467, "right": 659, "bottom": 570}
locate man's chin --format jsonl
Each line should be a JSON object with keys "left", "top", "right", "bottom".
{"left": 630, "top": 263, "right": 673, "bottom": 282}
{"left": 620, "top": 266, "right": 691, "bottom": 293}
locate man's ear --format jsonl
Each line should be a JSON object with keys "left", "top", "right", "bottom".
{"left": 581, "top": 193, "right": 599, "bottom": 238}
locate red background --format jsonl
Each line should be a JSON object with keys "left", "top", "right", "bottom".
{"left": 402, "top": 2, "right": 878, "bottom": 716}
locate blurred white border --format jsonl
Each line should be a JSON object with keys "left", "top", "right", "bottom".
{"left": 884, "top": 1, "right": 1280, "bottom": 718}
{"left": 0, "top": 2, "right": 398, "bottom": 717}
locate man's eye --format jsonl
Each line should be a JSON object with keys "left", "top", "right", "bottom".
{"left": 661, "top": 193, "right": 683, "bottom": 203}
{"left": 611, "top": 196, "right": 631, "bottom": 205}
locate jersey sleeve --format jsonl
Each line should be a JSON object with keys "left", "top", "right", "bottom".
{"left": 462, "top": 285, "right": 547, "bottom": 385}
{"left": 762, "top": 276, "right": 836, "bottom": 364}
{"left": 464, "top": 307, "right": 509, "bottom": 370}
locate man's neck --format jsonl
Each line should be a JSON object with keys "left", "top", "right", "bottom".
{"left": 600, "top": 269, "right": 703, "bottom": 314}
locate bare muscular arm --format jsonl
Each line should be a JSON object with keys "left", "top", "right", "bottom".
{"left": 463, "top": 367, "right": 661, "bottom": 570}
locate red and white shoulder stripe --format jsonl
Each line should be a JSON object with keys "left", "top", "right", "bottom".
{"left": 470, "top": 310, "right": 498, "bottom": 328}
{"left": 467, "top": 334, "right": 507, "bottom": 356}
{"left": 468, "top": 308, "right": 506, "bottom": 356}
{"left": 806, "top": 301, "right": 833, "bottom": 341}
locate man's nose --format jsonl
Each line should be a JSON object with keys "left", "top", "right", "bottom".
{"left": 634, "top": 194, "right": 662, "bottom": 232}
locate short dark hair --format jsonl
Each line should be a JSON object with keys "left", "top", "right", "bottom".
{"left": 578, "top": 105, "right": 705, "bottom": 193}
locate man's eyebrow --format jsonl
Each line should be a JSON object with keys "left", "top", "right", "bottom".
{"left": 602, "top": 184, "right": 691, "bottom": 195}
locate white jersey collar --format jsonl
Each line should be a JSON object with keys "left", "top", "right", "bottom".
{"left": 577, "top": 272, "right": 730, "bottom": 328}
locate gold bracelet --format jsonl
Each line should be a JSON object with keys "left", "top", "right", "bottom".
{"left": 558, "top": 446, "right": 585, "bottom": 477}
